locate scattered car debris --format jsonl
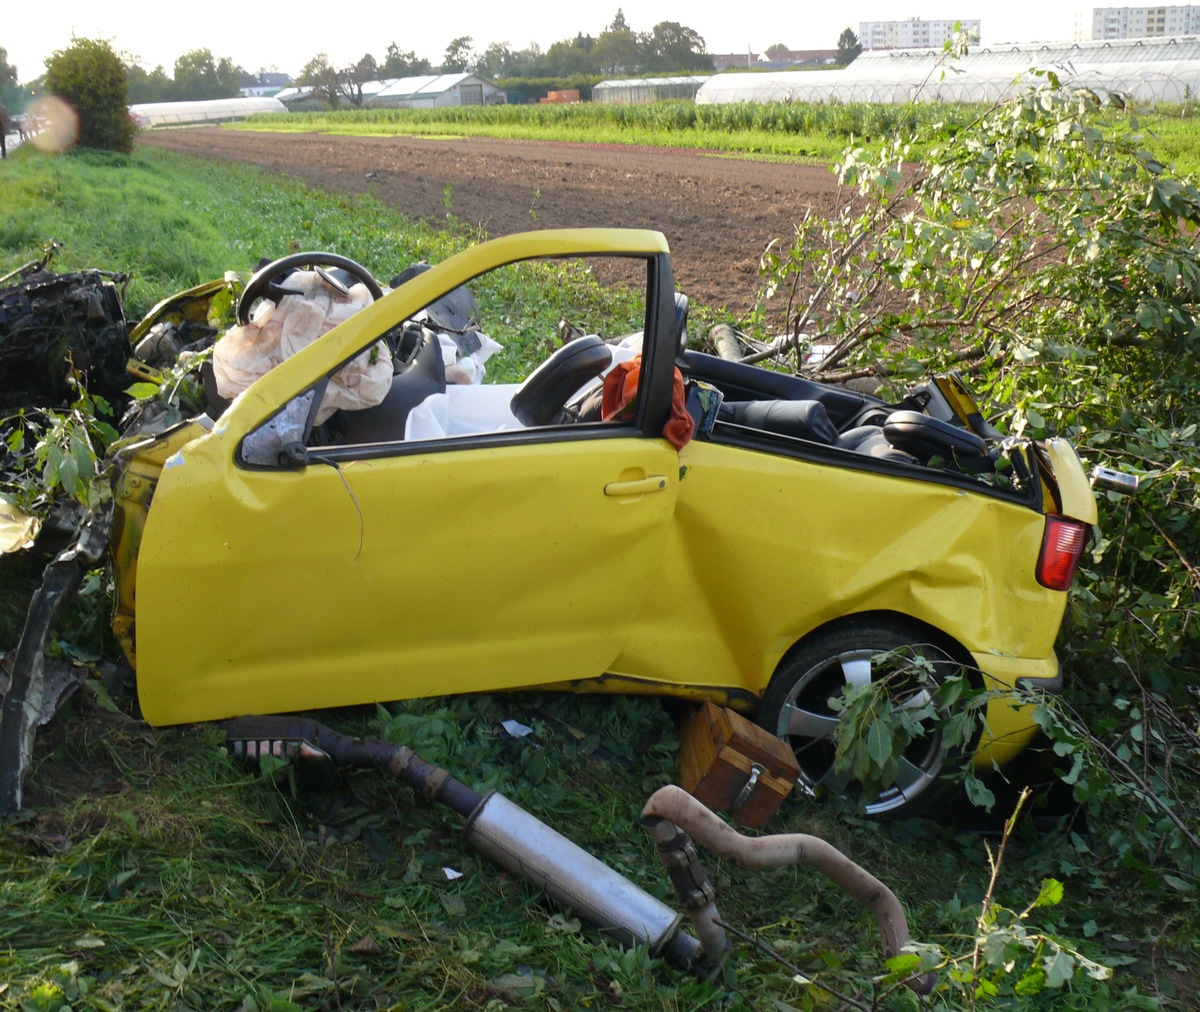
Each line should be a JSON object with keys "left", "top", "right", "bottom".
{"left": 501, "top": 718, "right": 534, "bottom": 738}
{"left": 0, "top": 504, "right": 111, "bottom": 814}
{"left": 223, "top": 713, "right": 935, "bottom": 991}
{"left": 679, "top": 701, "right": 800, "bottom": 829}
{"left": 0, "top": 249, "right": 131, "bottom": 413}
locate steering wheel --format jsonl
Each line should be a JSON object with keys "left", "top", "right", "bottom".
{"left": 236, "top": 251, "right": 384, "bottom": 326}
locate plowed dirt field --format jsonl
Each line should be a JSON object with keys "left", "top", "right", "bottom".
{"left": 138, "top": 128, "right": 842, "bottom": 317}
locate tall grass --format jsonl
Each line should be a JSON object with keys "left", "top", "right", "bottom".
{"left": 0, "top": 147, "right": 466, "bottom": 320}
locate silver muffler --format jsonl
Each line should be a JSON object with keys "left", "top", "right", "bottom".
{"left": 464, "top": 791, "right": 698, "bottom": 966}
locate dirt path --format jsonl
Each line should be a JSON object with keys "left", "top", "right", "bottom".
{"left": 137, "top": 128, "right": 843, "bottom": 316}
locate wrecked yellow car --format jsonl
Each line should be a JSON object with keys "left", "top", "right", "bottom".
{"left": 103, "top": 229, "right": 1097, "bottom": 818}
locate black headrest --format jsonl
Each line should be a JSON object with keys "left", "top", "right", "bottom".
{"left": 511, "top": 335, "right": 613, "bottom": 427}
{"left": 882, "top": 410, "right": 988, "bottom": 463}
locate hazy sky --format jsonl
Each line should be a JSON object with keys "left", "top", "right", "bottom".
{"left": 6, "top": 2, "right": 1083, "bottom": 82}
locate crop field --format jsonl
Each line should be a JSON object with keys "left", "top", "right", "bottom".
{"left": 243, "top": 99, "right": 1200, "bottom": 175}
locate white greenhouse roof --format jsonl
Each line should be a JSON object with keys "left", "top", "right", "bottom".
{"left": 374, "top": 73, "right": 479, "bottom": 100}
{"left": 129, "top": 97, "right": 286, "bottom": 127}
{"left": 594, "top": 76, "right": 712, "bottom": 89}
{"left": 697, "top": 36, "right": 1200, "bottom": 105}
{"left": 273, "top": 86, "right": 314, "bottom": 102}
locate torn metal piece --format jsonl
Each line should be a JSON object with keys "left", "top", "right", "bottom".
{"left": 37, "top": 655, "right": 90, "bottom": 726}
{"left": 0, "top": 501, "right": 112, "bottom": 816}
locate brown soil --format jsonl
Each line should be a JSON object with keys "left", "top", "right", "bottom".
{"left": 137, "top": 128, "right": 843, "bottom": 316}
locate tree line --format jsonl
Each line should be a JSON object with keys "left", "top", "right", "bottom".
{"left": 1, "top": 12, "right": 861, "bottom": 114}
{"left": 300, "top": 11, "right": 717, "bottom": 109}
{"left": 1, "top": 10, "right": 716, "bottom": 109}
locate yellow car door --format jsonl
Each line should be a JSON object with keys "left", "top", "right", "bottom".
{"left": 130, "top": 230, "right": 685, "bottom": 725}
{"left": 134, "top": 427, "right": 680, "bottom": 725}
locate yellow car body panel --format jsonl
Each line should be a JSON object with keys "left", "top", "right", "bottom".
{"left": 1042, "top": 437, "right": 1100, "bottom": 525}
{"left": 129, "top": 228, "right": 677, "bottom": 725}
{"left": 109, "top": 419, "right": 211, "bottom": 666}
{"left": 602, "top": 438, "right": 1066, "bottom": 761}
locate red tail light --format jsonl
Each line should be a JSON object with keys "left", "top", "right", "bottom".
{"left": 1036, "top": 515, "right": 1089, "bottom": 590}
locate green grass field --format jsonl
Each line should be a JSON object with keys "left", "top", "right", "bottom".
{"left": 0, "top": 140, "right": 1193, "bottom": 1010}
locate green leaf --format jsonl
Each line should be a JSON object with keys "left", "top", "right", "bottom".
{"left": 866, "top": 719, "right": 892, "bottom": 769}
{"left": 884, "top": 952, "right": 922, "bottom": 974}
{"left": 42, "top": 442, "right": 64, "bottom": 487}
{"left": 1032, "top": 878, "right": 1064, "bottom": 909}
{"left": 1043, "top": 946, "right": 1075, "bottom": 988}
{"left": 82, "top": 678, "right": 121, "bottom": 714}
{"left": 964, "top": 775, "right": 996, "bottom": 811}
{"left": 56, "top": 448, "right": 80, "bottom": 495}
{"left": 1163, "top": 874, "right": 1194, "bottom": 893}
{"left": 1015, "top": 963, "right": 1046, "bottom": 995}
{"left": 125, "top": 381, "right": 163, "bottom": 400}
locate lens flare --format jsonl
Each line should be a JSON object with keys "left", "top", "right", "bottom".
{"left": 28, "top": 96, "right": 79, "bottom": 153}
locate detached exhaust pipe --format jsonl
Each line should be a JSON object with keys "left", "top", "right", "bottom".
{"left": 641, "top": 785, "right": 937, "bottom": 995}
{"left": 225, "top": 717, "right": 933, "bottom": 993}
{"left": 224, "top": 715, "right": 703, "bottom": 970}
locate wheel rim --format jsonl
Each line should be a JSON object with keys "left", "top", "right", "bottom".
{"left": 774, "top": 644, "right": 949, "bottom": 816}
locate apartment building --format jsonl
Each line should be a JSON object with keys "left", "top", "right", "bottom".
{"left": 1086, "top": 6, "right": 1200, "bottom": 39}
{"left": 858, "top": 17, "right": 981, "bottom": 50}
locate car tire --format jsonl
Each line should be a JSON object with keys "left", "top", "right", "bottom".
{"left": 758, "top": 620, "right": 972, "bottom": 819}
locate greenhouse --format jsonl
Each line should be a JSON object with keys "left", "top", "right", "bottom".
{"left": 369, "top": 74, "right": 504, "bottom": 108}
{"left": 696, "top": 36, "right": 1200, "bottom": 105}
{"left": 593, "top": 76, "right": 712, "bottom": 104}
{"left": 128, "top": 97, "right": 287, "bottom": 128}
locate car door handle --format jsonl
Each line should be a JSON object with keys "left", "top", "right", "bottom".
{"left": 604, "top": 475, "right": 669, "bottom": 497}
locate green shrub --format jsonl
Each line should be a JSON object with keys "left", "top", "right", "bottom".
{"left": 44, "top": 38, "right": 136, "bottom": 153}
{"left": 756, "top": 82, "right": 1200, "bottom": 874}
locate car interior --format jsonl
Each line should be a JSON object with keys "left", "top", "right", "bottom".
{"left": 229, "top": 256, "right": 997, "bottom": 478}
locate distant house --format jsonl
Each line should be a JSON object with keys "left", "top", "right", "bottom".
{"left": 712, "top": 52, "right": 761, "bottom": 71}
{"left": 858, "top": 18, "right": 981, "bottom": 51}
{"left": 760, "top": 49, "right": 839, "bottom": 69}
{"left": 272, "top": 85, "right": 320, "bottom": 110}
{"left": 238, "top": 72, "right": 294, "bottom": 98}
{"left": 272, "top": 74, "right": 505, "bottom": 111}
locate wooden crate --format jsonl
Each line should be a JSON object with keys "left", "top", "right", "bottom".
{"left": 678, "top": 701, "right": 800, "bottom": 829}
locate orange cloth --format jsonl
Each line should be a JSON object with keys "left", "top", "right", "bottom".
{"left": 601, "top": 356, "right": 694, "bottom": 450}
